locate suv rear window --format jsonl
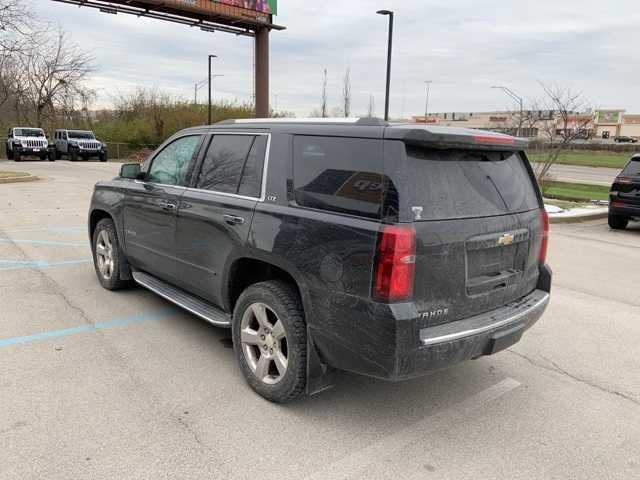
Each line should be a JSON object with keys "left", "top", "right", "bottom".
{"left": 622, "top": 159, "right": 640, "bottom": 176}
{"left": 293, "top": 136, "right": 394, "bottom": 219}
{"left": 399, "top": 146, "right": 539, "bottom": 221}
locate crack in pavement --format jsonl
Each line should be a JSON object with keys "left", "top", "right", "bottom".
{"left": 507, "top": 349, "right": 639, "bottom": 407}
{"left": 175, "top": 415, "right": 217, "bottom": 455}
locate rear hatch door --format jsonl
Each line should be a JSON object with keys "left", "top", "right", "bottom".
{"left": 387, "top": 145, "right": 544, "bottom": 325}
{"left": 614, "top": 158, "right": 640, "bottom": 206}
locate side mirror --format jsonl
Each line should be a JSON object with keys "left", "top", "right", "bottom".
{"left": 120, "top": 163, "right": 142, "bottom": 179}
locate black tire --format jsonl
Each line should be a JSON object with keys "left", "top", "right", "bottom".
{"left": 232, "top": 281, "right": 307, "bottom": 403}
{"left": 40, "top": 153, "right": 48, "bottom": 161}
{"left": 48, "top": 151, "right": 55, "bottom": 162}
{"left": 99, "top": 152, "right": 107, "bottom": 162}
{"left": 92, "top": 218, "right": 131, "bottom": 290}
{"left": 70, "top": 149, "right": 78, "bottom": 161}
{"left": 14, "top": 151, "right": 21, "bottom": 162}
{"left": 6, "top": 146, "right": 13, "bottom": 160}
{"left": 608, "top": 213, "right": 628, "bottom": 230}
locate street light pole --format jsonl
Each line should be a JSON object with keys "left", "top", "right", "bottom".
{"left": 492, "top": 85, "right": 524, "bottom": 137}
{"left": 424, "top": 80, "right": 432, "bottom": 122}
{"left": 208, "top": 54, "right": 217, "bottom": 125}
{"left": 377, "top": 10, "right": 394, "bottom": 121}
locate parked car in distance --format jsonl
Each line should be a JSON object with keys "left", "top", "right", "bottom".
{"left": 88, "top": 118, "right": 552, "bottom": 402}
{"left": 5, "top": 127, "right": 51, "bottom": 161}
{"left": 609, "top": 154, "right": 640, "bottom": 229}
{"left": 54, "top": 129, "right": 108, "bottom": 161}
{"left": 614, "top": 136, "right": 638, "bottom": 143}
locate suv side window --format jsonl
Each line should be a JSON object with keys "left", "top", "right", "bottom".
{"left": 148, "top": 135, "right": 202, "bottom": 186}
{"left": 196, "top": 134, "right": 266, "bottom": 197}
{"left": 292, "top": 136, "right": 388, "bottom": 219}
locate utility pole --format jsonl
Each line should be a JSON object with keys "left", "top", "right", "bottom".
{"left": 424, "top": 80, "right": 432, "bottom": 122}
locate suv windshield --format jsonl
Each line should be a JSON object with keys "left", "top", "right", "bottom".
{"left": 68, "top": 131, "right": 95, "bottom": 139}
{"left": 398, "top": 146, "right": 539, "bottom": 221}
{"left": 15, "top": 129, "right": 44, "bottom": 137}
{"left": 621, "top": 159, "right": 640, "bottom": 176}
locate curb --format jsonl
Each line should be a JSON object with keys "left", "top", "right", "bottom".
{"left": 0, "top": 174, "right": 39, "bottom": 185}
{"left": 549, "top": 210, "right": 608, "bottom": 224}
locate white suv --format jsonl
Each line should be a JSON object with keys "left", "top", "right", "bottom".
{"left": 5, "top": 127, "right": 50, "bottom": 161}
{"left": 54, "top": 129, "right": 108, "bottom": 162}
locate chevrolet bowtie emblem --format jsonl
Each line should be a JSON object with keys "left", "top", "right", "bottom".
{"left": 497, "top": 233, "right": 515, "bottom": 246}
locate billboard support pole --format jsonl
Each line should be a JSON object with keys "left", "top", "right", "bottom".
{"left": 255, "top": 27, "right": 270, "bottom": 118}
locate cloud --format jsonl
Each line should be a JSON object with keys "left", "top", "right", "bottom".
{"left": 44, "top": 0, "right": 640, "bottom": 117}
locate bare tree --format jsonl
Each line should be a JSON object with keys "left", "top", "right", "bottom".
{"left": 342, "top": 67, "right": 351, "bottom": 117}
{"left": 366, "top": 93, "right": 375, "bottom": 118}
{"left": 320, "top": 68, "right": 328, "bottom": 118}
{"left": 19, "top": 29, "right": 95, "bottom": 126}
{"left": 0, "top": 0, "right": 35, "bottom": 110}
{"left": 533, "top": 83, "right": 593, "bottom": 185}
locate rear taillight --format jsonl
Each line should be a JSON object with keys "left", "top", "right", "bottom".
{"left": 374, "top": 225, "right": 416, "bottom": 302}
{"left": 540, "top": 209, "right": 550, "bottom": 264}
{"left": 615, "top": 176, "right": 633, "bottom": 184}
{"left": 611, "top": 201, "right": 626, "bottom": 207}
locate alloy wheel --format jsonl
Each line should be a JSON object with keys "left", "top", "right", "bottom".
{"left": 240, "top": 302, "right": 288, "bottom": 385}
{"left": 95, "top": 229, "right": 114, "bottom": 280}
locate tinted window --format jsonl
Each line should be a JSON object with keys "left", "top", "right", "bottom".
{"left": 238, "top": 135, "right": 267, "bottom": 197}
{"left": 622, "top": 159, "right": 640, "bottom": 176}
{"left": 148, "top": 135, "right": 202, "bottom": 186}
{"left": 398, "top": 147, "right": 539, "bottom": 221}
{"left": 293, "top": 136, "right": 394, "bottom": 219}
{"left": 197, "top": 134, "right": 265, "bottom": 197}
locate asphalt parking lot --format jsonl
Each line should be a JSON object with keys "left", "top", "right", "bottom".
{"left": 1, "top": 159, "right": 639, "bottom": 480}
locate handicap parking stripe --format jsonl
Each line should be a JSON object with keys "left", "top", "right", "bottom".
{"left": 0, "top": 238, "right": 87, "bottom": 247}
{"left": 0, "top": 258, "right": 92, "bottom": 271}
{"left": 0, "top": 308, "right": 177, "bottom": 348}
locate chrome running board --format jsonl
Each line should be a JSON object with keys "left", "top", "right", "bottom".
{"left": 132, "top": 271, "right": 231, "bottom": 327}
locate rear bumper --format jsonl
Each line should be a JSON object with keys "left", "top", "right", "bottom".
{"left": 609, "top": 203, "right": 640, "bottom": 218}
{"left": 310, "top": 264, "right": 552, "bottom": 381}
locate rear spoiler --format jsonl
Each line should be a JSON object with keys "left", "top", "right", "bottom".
{"left": 385, "top": 126, "right": 529, "bottom": 151}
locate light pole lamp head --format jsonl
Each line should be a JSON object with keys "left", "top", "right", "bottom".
{"left": 376, "top": 9, "right": 393, "bottom": 16}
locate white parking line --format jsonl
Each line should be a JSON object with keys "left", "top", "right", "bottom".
{"left": 304, "top": 377, "right": 521, "bottom": 480}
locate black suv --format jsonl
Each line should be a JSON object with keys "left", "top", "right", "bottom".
{"left": 88, "top": 119, "right": 551, "bottom": 402}
{"left": 609, "top": 154, "right": 640, "bottom": 229}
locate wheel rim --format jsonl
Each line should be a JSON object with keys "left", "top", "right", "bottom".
{"left": 95, "top": 229, "right": 115, "bottom": 280}
{"left": 240, "top": 302, "right": 288, "bottom": 385}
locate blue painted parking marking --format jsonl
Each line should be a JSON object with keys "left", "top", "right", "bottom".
{"left": 0, "top": 258, "right": 92, "bottom": 271}
{"left": 0, "top": 238, "right": 87, "bottom": 247}
{"left": 0, "top": 308, "right": 177, "bottom": 348}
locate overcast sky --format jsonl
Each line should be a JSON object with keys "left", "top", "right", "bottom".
{"left": 44, "top": 0, "right": 640, "bottom": 118}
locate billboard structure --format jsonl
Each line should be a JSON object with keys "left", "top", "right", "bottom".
{"left": 51, "top": 0, "right": 285, "bottom": 116}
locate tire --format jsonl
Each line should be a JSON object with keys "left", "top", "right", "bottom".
{"left": 14, "top": 151, "right": 21, "bottom": 162}
{"left": 70, "top": 149, "right": 78, "bottom": 161}
{"left": 608, "top": 213, "right": 628, "bottom": 230}
{"left": 6, "top": 145, "right": 13, "bottom": 160}
{"left": 48, "top": 151, "right": 55, "bottom": 162}
{"left": 232, "top": 281, "right": 307, "bottom": 403}
{"left": 40, "top": 153, "right": 48, "bottom": 161}
{"left": 92, "top": 218, "right": 131, "bottom": 290}
{"left": 99, "top": 152, "right": 107, "bottom": 162}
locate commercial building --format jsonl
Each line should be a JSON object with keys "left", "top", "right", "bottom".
{"left": 411, "top": 109, "right": 640, "bottom": 140}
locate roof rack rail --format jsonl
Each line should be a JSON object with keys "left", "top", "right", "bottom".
{"left": 214, "top": 117, "right": 389, "bottom": 126}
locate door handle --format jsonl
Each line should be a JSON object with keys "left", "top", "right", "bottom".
{"left": 224, "top": 214, "right": 245, "bottom": 225}
{"left": 160, "top": 201, "right": 177, "bottom": 212}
